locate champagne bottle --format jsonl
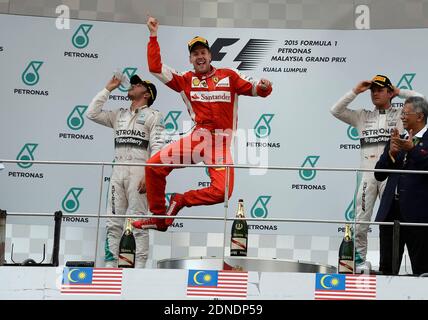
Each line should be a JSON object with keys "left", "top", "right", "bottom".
{"left": 118, "top": 218, "right": 136, "bottom": 268}
{"left": 230, "top": 199, "right": 248, "bottom": 256}
{"left": 338, "top": 224, "right": 355, "bottom": 274}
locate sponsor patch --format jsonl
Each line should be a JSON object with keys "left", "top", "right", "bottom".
{"left": 215, "top": 76, "right": 230, "bottom": 87}
{"left": 191, "top": 77, "right": 208, "bottom": 88}
{"left": 190, "top": 91, "right": 231, "bottom": 103}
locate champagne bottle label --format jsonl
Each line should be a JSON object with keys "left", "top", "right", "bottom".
{"left": 231, "top": 237, "right": 247, "bottom": 251}
{"left": 338, "top": 259, "right": 354, "bottom": 273}
{"left": 118, "top": 253, "right": 135, "bottom": 268}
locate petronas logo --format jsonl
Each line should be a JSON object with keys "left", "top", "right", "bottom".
{"left": 16, "top": 143, "right": 38, "bottom": 169}
{"left": 118, "top": 67, "right": 137, "bottom": 92}
{"left": 250, "top": 196, "right": 271, "bottom": 218}
{"left": 164, "top": 111, "right": 182, "bottom": 134}
{"left": 396, "top": 73, "right": 416, "bottom": 90}
{"left": 22, "top": 61, "right": 43, "bottom": 86}
{"left": 165, "top": 193, "right": 173, "bottom": 208}
{"left": 67, "top": 105, "right": 88, "bottom": 130}
{"left": 347, "top": 125, "right": 359, "bottom": 141}
{"left": 62, "top": 187, "right": 84, "bottom": 213}
{"left": 72, "top": 24, "right": 93, "bottom": 49}
{"left": 254, "top": 114, "right": 274, "bottom": 138}
{"left": 299, "top": 155, "right": 320, "bottom": 181}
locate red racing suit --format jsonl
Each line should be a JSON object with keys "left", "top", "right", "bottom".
{"left": 146, "top": 36, "right": 272, "bottom": 215}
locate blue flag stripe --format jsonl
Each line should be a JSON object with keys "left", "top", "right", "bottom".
{"left": 63, "top": 267, "right": 93, "bottom": 284}
{"left": 315, "top": 273, "right": 346, "bottom": 291}
{"left": 188, "top": 270, "right": 218, "bottom": 286}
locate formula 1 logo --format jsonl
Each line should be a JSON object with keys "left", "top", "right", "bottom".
{"left": 164, "top": 111, "right": 182, "bottom": 134}
{"left": 347, "top": 126, "right": 359, "bottom": 141}
{"left": 299, "top": 156, "right": 320, "bottom": 181}
{"left": 345, "top": 199, "right": 356, "bottom": 221}
{"left": 211, "top": 38, "right": 276, "bottom": 71}
{"left": 22, "top": 61, "right": 43, "bottom": 86}
{"left": 118, "top": 67, "right": 137, "bottom": 92}
{"left": 62, "top": 187, "right": 84, "bottom": 213}
{"left": 72, "top": 24, "right": 93, "bottom": 49}
{"left": 67, "top": 105, "right": 88, "bottom": 130}
{"left": 250, "top": 196, "right": 271, "bottom": 218}
{"left": 396, "top": 73, "right": 416, "bottom": 90}
{"left": 254, "top": 114, "right": 275, "bottom": 138}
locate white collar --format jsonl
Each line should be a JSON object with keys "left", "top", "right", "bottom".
{"left": 405, "top": 126, "right": 427, "bottom": 138}
{"left": 131, "top": 104, "right": 149, "bottom": 114}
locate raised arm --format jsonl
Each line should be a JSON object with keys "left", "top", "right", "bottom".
{"left": 330, "top": 80, "right": 371, "bottom": 126}
{"left": 86, "top": 76, "right": 121, "bottom": 127}
{"left": 232, "top": 69, "right": 272, "bottom": 97}
{"left": 146, "top": 15, "right": 186, "bottom": 93}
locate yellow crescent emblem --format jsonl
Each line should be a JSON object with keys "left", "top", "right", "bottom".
{"left": 193, "top": 271, "right": 204, "bottom": 285}
{"left": 67, "top": 269, "right": 79, "bottom": 283}
{"left": 192, "top": 78, "right": 200, "bottom": 86}
{"left": 320, "top": 275, "right": 333, "bottom": 289}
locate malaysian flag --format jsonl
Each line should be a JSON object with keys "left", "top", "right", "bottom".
{"left": 61, "top": 267, "right": 123, "bottom": 295}
{"left": 186, "top": 270, "right": 248, "bottom": 299}
{"left": 314, "top": 273, "right": 376, "bottom": 300}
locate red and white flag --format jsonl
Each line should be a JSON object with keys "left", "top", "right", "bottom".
{"left": 61, "top": 267, "right": 123, "bottom": 295}
{"left": 314, "top": 273, "right": 376, "bottom": 300}
{"left": 187, "top": 270, "right": 248, "bottom": 299}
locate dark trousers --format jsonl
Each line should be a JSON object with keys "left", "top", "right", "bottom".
{"left": 379, "top": 198, "right": 428, "bottom": 275}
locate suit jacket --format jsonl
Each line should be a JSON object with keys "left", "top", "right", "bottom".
{"left": 375, "top": 130, "right": 428, "bottom": 223}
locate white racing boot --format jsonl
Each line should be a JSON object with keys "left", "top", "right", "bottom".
{"left": 105, "top": 260, "right": 118, "bottom": 268}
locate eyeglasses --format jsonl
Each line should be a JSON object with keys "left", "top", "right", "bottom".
{"left": 401, "top": 111, "right": 418, "bottom": 116}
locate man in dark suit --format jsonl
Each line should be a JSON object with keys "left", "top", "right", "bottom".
{"left": 375, "top": 96, "right": 428, "bottom": 275}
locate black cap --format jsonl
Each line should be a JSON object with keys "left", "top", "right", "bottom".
{"left": 371, "top": 75, "right": 393, "bottom": 90}
{"left": 129, "top": 75, "right": 157, "bottom": 106}
{"left": 188, "top": 36, "right": 210, "bottom": 53}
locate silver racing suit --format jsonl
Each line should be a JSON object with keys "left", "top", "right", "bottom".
{"left": 330, "top": 89, "right": 423, "bottom": 264}
{"left": 87, "top": 88, "right": 165, "bottom": 268}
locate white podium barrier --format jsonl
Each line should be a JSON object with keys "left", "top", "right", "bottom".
{"left": 1, "top": 267, "right": 428, "bottom": 300}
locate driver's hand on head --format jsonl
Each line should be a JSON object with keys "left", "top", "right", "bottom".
{"left": 353, "top": 80, "right": 372, "bottom": 94}
{"left": 391, "top": 85, "right": 400, "bottom": 99}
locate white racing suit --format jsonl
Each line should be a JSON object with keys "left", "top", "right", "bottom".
{"left": 330, "top": 89, "right": 423, "bottom": 264}
{"left": 87, "top": 88, "right": 165, "bottom": 268}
